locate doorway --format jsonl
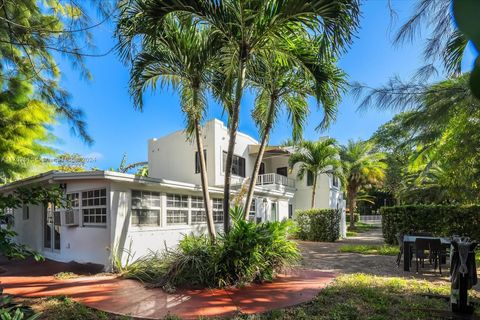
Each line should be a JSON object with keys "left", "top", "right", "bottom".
{"left": 43, "top": 203, "right": 61, "bottom": 251}
{"left": 270, "top": 202, "right": 277, "bottom": 222}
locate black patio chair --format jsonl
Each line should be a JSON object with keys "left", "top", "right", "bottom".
{"left": 429, "top": 238, "right": 447, "bottom": 275}
{"left": 414, "top": 238, "right": 431, "bottom": 273}
{"left": 411, "top": 231, "right": 434, "bottom": 237}
{"left": 396, "top": 233, "right": 404, "bottom": 267}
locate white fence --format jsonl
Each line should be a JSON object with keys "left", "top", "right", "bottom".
{"left": 359, "top": 215, "right": 382, "bottom": 224}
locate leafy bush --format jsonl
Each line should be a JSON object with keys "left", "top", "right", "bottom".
{"left": 295, "top": 209, "right": 341, "bottom": 242}
{"left": 338, "top": 244, "right": 399, "bottom": 256}
{"left": 345, "top": 213, "right": 359, "bottom": 223}
{"left": 119, "top": 208, "right": 300, "bottom": 289}
{"left": 381, "top": 205, "right": 480, "bottom": 244}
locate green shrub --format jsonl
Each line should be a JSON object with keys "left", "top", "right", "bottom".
{"left": 345, "top": 213, "right": 359, "bottom": 223}
{"left": 295, "top": 209, "right": 341, "bottom": 242}
{"left": 381, "top": 205, "right": 480, "bottom": 244}
{"left": 119, "top": 209, "right": 300, "bottom": 289}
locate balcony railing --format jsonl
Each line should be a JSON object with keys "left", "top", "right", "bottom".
{"left": 256, "top": 173, "right": 295, "bottom": 188}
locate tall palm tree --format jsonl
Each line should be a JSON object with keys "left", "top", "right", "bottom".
{"left": 288, "top": 138, "right": 342, "bottom": 208}
{"left": 340, "top": 140, "right": 386, "bottom": 228}
{"left": 117, "top": 0, "right": 360, "bottom": 233}
{"left": 116, "top": 16, "right": 218, "bottom": 241}
{"left": 242, "top": 52, "right": 346, "bottom": 218}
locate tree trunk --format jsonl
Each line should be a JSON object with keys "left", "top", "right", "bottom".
{"left": 243, "top": 96, "right": 276, "bottom": 220}
{"left": 194, "top": 119, "right": 216, "bottom": 242}
{"left": 348, "top": 188, "right": 357, "bottom": 229}
{"left": 223, "top": 51, "right": 247, "bottom": 233}
{"left": 311, "top": 173, "right": 317, "bottom": 208}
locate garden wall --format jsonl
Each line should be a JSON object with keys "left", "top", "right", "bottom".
{"left": 381, "top": 205, "right": 480, "bottom": 244}
{"left": 296, "top": 209, "right": 341, "bottom": 242}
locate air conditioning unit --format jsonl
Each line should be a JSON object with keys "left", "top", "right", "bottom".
{"left": 64, "top": 209, "right": 79, "bottom": 227}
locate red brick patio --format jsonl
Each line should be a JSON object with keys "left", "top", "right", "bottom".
{"left": 0, "top": 257, "right": 335, "bottom": 319}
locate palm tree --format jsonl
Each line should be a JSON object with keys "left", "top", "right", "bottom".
{"left": 288, "top": 139, "right": 342, "bottom": 208}
{"left": 242, "top": 52, "right": 346, "bottom": 218}
{"left": 116, "top": 16, "right": 218, "bottom": 241}
{"left": 340, "top": 140, "right": 386, "bottom": 228}
{"left": 117, "top": 0, "right": 360, "bottom": 233}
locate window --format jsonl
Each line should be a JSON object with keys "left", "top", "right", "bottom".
{"left": 249, "top": 199, "right": 256, "bottom": 221}
{"left": 276, "top": 167, "right": 288, "bottom": 177}
{"left": 212, "top": 198, "right": 224, "bottom": 223}
{"left": 259, "top": 162, "right": 265, "bottom": 175}
{"left": 131, "top": 190, "right": 161, "bottom": 226}
{"left": 82, "top": 188, "right": 107, "bottom": 225}
{"left": 195, "top": 150, "right": 207, "bottom": 174}
{"left": 307, "top": 171, "right": 314, "bottom": 186}
{"left": 288, "top": 204, "right": 293, "bottom": 219}
{"left": 166, "top": 194, "right": 188, "bottom": 225}
{"left": 22, "top": 205, "right": 29, "bottom": 220}
{"left": 67, "top": 193, "right": 79, "bottom": 207}
{"left": 222, "top": 151, "right": 246, "bottom": 177}
{"left": 332, "top": 176, "right": 339, "bottom": 188}
{"left": 191, "top": 196, "right": 207, "bottom": 224}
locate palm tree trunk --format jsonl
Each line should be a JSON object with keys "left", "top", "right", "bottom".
{"left": 194, "top": 119, "right": 216, "bottom": 242}
{"left": 311, "top": 173, "right": 317, "bottom": 208}
{"left": 348, "top": 187, "right": 357, "bottom": 229}
{"left": 243, "top": 96, "right": 276, "bottom": 220}
{"left": 223, "top": 50, "right": 247, "bottom": 233}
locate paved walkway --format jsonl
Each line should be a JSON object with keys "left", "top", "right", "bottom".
{"left": 0, "top": 257, "right": 334, "bottom": 319}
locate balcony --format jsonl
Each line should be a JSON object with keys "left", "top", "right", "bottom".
{"left": 256, "top": 173, "right": 295, "bottom": 188}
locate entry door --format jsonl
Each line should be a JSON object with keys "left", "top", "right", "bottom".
{"left": 43, "top": 203, "right": 61, "bottom": 251}
{"left": 276, "top": 167, "right": 288, "bottom": 177}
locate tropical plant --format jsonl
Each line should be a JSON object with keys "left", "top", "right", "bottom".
{"left": 340, "top": 140, "right": 386, "bottom": 228}
{"left": 0, "top": 77, "right": 56, "bottom": 184}
{"left": 289, "top": 139, "right": 342, "bottom": 208}
{"left": 116, "top": 16, "right": 219, "bottom": 241}
{"left": 0, "top": 0, "right": 114, "bottom": 143}
{"left": 116, "top": 153, "right": 148, "bottom": 174}
{"left": 116, "top": 0, "right": 360, "bottom": 232}
{"left": 243, "top": 50, "right": 346, "bottom": 218}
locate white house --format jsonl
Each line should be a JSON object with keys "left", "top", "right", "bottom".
{"left": 0, "top": 119, "right": 345, "bottom": 270}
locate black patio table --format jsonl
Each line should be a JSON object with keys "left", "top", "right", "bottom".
{"left": 403, "top": 235, "right": 451, "bottom": 272}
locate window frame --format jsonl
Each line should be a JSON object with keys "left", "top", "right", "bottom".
{"left": 222, "top": 151, "right": 246, "bottom": 177}
{"left": 22, "top": 205, "right": 29, "bottom": 220}
{"left": 131, "top": 190, "right": 161, "bottom": 227}
{"left": 81, "top": 188, "right": 108, "bottom": 226}
{"left": 190, "top": 195, "right": 207, "bottom": 224}
{"left": 212, "top": 198, "right": 224, "bottom": 223}
{"left": 195, "top": 150, "right": 207, "bottom": 174}
{"left": 166, "top": 193, "right": 189, "bottom": 225}
{"left": 307, "top": 171, "right": 314, "bottom": 186}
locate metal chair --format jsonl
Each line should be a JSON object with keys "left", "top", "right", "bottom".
{"left": 411, "top": 231, "right": 434, "bottom": 237}
{"left": 396, "top": 233, "right": 404, "bottom": 267}
{"left": 429, "top": 238, "right": 446, "bottom": 275}
{"left": 414, "top": 238, "right": 431, "bottom": 273}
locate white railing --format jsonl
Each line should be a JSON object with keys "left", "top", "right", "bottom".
{"left": 256, "top": 173, "right": 295, "bottom": 188}
{"left": 359, "top": 215, "right": 382, "bottom": 224}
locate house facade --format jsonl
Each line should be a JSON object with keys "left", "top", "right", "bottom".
{"left": 1, "top": 119, "right": 345, "bottom": 270}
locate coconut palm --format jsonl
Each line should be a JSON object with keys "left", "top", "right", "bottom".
{"left": 288, "top": 138, "right": 342, "bottom": 208}
{"left": 242, "top": 52, "right": 346, "bottom": 218}
{"left": 340, "top": 140, "right": 386, "bottom": 228}
{"left": 117, "top": 0, "right": 360, "bottom": 232}
{"left": 117, "top": 16, "right": 218, "bottom": 241}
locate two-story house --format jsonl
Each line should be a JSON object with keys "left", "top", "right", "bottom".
{"left": 0, "top": 119, "right": 345, "bottom": 270}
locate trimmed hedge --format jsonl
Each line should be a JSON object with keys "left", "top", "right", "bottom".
{"left": 296, "top": 209, "right": 341, "bottom": 242}
{"left": 346, "top": 213, "right": 359, "bottom": 223}
{"left": 381, "top": 205, "right": 480, "bottom": 244}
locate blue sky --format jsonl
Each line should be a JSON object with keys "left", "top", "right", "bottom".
{"left": 51, "top": 0, "right": 475, "bottom": 170}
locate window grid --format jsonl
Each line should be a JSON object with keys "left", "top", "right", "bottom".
{"left": 22, "top": 205, "right": 29, "bottom": 220}
{"left": 166, "top": 194, "right": 188, "bottom": 225}
{"left": 212, "top": 199, "right": 224, "bottom": 223}
{"left": 81, "top": 188, "right": 107, "bottom": 225}
{"left": 67, "top": 192, "right": 80, "bottom": 208}
{"left": 131, "top": 190, "right": 161, "bottom": 226}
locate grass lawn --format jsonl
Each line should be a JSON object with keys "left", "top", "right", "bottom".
{"left": 231, "top": 274, "right": 480, "bottom": 320}
{"left": 338, "top": 244, "right": 399, "bottom": 256}
{"left": 347, "top": 222, "right": 378, "bottom": 235}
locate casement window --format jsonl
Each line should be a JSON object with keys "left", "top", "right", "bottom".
{"left": 259, "top": 162, "right": 265, "bottom": 175}
{"left": 332, "top": 176, "right": 339, "bottom": 188}
{"left": 222, "top": 151, "right": 246, "bottom": 177}
{"left": 131, "top": 190, "right": 161, "bottom": 226}
{"left": 81, "top": 188, "right": 107, "bottom": 225}
{"left": 22, "top": 205, "right": 29, "bottom": 220}
{"left": 307, "top": 171, "right": 314, "bottom": 186}
{"left": 166, "top": 194, "right": 188, "bottom": 225}
{"left": 212, "top": 198, "right": 224, "bottom": 223}
{"left": 65, "top": 193, "right": 80, "bottom": 225}
{"left": 191, "top": 196, "right": 206, "bottom": 224}
{"left": 195, "top": 150, "right": 207, "bottom": 174}
{"left": 248, "top": 199, "right": 256, "bottom": 221}
{"left": 67, "top": 193, "right": 80, "bottom": 207}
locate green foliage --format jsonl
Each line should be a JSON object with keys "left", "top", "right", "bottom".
{"left": 0, "top": 77, "right": 56, "bottom": 183}
{"left": 119, "top": 215, "right": 300, "bottom": 288}
{"left": 0, "top": 290, "right": 39, "bottom": 320}
{"left": 47, "top": 153, "right": 96, "bottom": 173}
{"left": 345, "top": 213, "right": 359, "bottom": 223}
{"left": 381, "top": 205, "right": 480, "bottom": 244}
{"left": 295, "top": 209, "right": 341, "bottom": 242}
{"left": 338, "top": 244, "right": 399, "bottom": 256}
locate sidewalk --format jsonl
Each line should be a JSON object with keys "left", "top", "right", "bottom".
{"left": 0, "top": 257, "right": 335, "bottom": 319}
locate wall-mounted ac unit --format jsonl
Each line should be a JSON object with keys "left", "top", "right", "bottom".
{"left": 64, "top": 209, "right": 79, "bottom": 227}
